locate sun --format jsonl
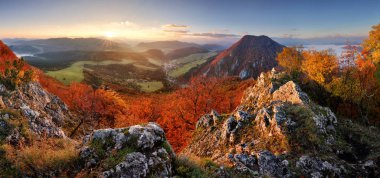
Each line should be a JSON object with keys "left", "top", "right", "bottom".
{"left": 104, "top": 31, "right": 116, "bottom": 38}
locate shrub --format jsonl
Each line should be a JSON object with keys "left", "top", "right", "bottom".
{"left": 0, "top": 58, "right": 34, "bottom": 90}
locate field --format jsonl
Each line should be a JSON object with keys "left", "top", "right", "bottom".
{"left": 46, "top": 59, "right": 134, "bottom": 85}
{"left": 136, "top": 81, "right": 164, "bottom": 92}
{"left": 168, "top": 52, "right": 217, "bottom": 78}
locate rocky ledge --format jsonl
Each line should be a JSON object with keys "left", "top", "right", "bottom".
{"left": 183, "top": 69, "right": 379, "bottom": 177}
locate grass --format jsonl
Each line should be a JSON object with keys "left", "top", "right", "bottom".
{"left": 0, "top": 109, "right": 30, "bottom": 143}
{"left": 133, "top": 64, "right": 158, "bottom": 71}
{"left": 162, "top": 140, "right": 173, "bottom": 153}
{"left": 173, "top": 52, "right": 217, "bottom": 65}
{"left": 46, "top": 59, "right": 134, "bottom": 85}
{"left": 174, "top": 156, "right": 213, "bottom": 178}
{"left": 148, "top": 58, "right": 164, "bottom": 66}
{"left": 168, "top": 52, "right": 217, "bottom": 78}
{"left": 169, "top": 59, "right": 207, "bottom": 78}
{"left": 1, "top": 138, "right": 78, "bottom": 176}
{"left": 102, "top": 146, "right": 135, "bottom": 170}
{"left": 90, "top": 137, "right": 116, "bottom": 159}
{"left": 283, "top": 104, "right": 322, "bottom": 154}
{"left": 136, "top": 81, "right": 164, "bottom": 92}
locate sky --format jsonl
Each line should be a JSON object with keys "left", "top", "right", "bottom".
{"left": 0, "top": 0, "right": 380, "bottom": 44}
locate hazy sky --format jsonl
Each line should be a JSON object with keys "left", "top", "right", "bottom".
{"left": 1, "top": 0, "right": 379, "bottom": 43}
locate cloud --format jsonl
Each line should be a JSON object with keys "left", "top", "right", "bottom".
{"left": 110, "top": 20, "right": 140, "bottom": 29}
{"left": 162, "top": 24, "right": 189, "bottom": 29}
{"left": 188, "top": 32, "right": 240, "bottom": 38}
{"left": 162, "top": 29, "right": 189, "bottom": 34}
{"left": 281, "top": 33, "right": 299, "bottom": 38}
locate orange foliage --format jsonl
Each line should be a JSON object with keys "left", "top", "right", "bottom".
{"left": 301, "top": 50, "right": 339, "bottom": 85}
{"left": 118, "top": 77, "right": 255, "bottom": 152}
{"left": 356, "top": 56, "right": 377, "bottom": 90}
{"left": 277, "top": 47, "right": 303, "bottom": 74}
{"left": 38, "top": 69, "right": 254, "bottom": 151}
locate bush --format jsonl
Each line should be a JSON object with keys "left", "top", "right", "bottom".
{"left": 0, "top": 58, "right": 34, "bottom": 90}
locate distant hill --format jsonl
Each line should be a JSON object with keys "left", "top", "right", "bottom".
{"left": 9, "top": 38, "right": 129, "bottom": 54}
{"left": 201, "top": 43, "right": 226, "bottom": 51}
{"left": 166, "top": 46, "right": 209, "bottom": 60}
{"left": 143, "top": 49, "right": 166, "bottom": 60}
{"left": 195, "top": 35, "right": 284, "bottom": 79}
{"left": 136, "top": 40, "right": 201, "bottom": 51}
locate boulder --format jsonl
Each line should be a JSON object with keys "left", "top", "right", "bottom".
{"left": 258, "top": 151, "right": 291, "bottom": 178}
{"left": 1, "top": 82, "right": 70, "bottom": 138}
{"left": 296, "top": 156, "right": 342, "bottom": 178}
{"left": 79, "top": 122, "right": 175, "bottom": 177}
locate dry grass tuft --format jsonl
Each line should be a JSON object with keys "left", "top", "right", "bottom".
{"left": 2, "top": 137, "right": 78, "bottom": 175}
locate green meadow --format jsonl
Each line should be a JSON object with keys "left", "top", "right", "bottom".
{"left": 46, "top": 59, "right": 134, "bottom": 85}
{"left": 136, "top": 81, "right": 164, "bottom": 92}
{"left": 168, "top": 52, "right": 217, "bottom": 78}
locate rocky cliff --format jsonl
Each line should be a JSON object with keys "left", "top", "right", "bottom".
{"left": 184, "top": 69, "right": 380, "bottom": 177}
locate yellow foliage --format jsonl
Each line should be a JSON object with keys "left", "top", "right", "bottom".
{"left": 277, "top": 47, "right": 303, "bottom": 73}
{"left": 363, "top": 24, "right": 380, "bottom": 63}
{"left": 301, "top": 50, "right": 338, "bottom": 85}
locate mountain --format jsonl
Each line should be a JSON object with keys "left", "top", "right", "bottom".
{"left": 197, "top": 35, "right": 284, "bottom": 79}
{"left": 9, "top": 38, "right": 129, "bottom": 54}
{"left": 166, "top": 46, "right": 209, "bottom": 60}
{"left": 136, "top": 40, "right": 201, "bottom": 51}
{"left": 183, "top": 69, "right": 380, "bottom": 177}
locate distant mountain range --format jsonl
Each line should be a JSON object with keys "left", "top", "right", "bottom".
{"left": 7, "top": 38, "right": 130, "bottom": 54}
{"left": 166, "top": 46, "right": 209, "bottom": 60}
{"left": 194, "top": 35, "right": 284, "bottom": 79}
{"left": 136, "top": 40, "right": 200, "bottom": 51}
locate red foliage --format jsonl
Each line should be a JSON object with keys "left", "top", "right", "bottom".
{"left": 38, "top": 68, "right": 254, "bottom": 151}
{"left": 0, "top": 41, "right": 17, "bottom": 62}
{"left": 118, "top": 77, "right": 255, "bottom": 152}
{"left": 0, "top": 41, "right": 31, "bottom": 71}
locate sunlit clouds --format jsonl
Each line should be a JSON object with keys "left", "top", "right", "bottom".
{"left": 0, "top": 20, "right": 241, "bottom": 43}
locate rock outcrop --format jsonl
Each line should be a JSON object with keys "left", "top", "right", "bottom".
{"left": 79, "top": 122, "right": 175, "bottom": 177}
{"left": 0, "top": 82, "right": 70, "bottom": 140}
{"left": 184, "top": 69, "right": 379, "bottom": 177}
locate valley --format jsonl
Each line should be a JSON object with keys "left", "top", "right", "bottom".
{"left": 8, "top": 38, "right": 222, "bottom": 93}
